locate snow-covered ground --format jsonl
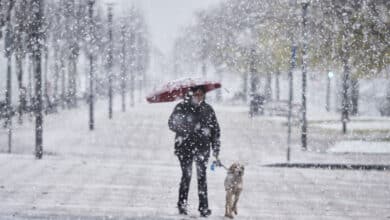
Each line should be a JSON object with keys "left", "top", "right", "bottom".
{"left": 312, "top": 120, "right": 390, "bottom": 131}
{"left": 0, "top": 100, "right": 390, "bottom": 219}
{"left": 328, "top": 141, "right": 390, "bottom": 154}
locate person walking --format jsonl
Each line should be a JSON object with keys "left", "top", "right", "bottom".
{"left": 168, "top": 86, "right": 221, "bottom": 217}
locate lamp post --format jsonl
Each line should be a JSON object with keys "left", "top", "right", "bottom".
{"left": 341, "top": 7, "right": 350, "bottom": 134}
{"left": 287, "top": 47, "right": 297, "bottom": 162}
{"left": 287, "top": 0, "right": 298, "bottom": 162}
{"left": 326, "top": 71, "right": 334, "bottom": 112}
{"left": 300, "top": 0, "right": 309, "bottom": 151}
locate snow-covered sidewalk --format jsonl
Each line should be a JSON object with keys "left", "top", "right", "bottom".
{"left": 1, "top": 153, "right": 389, "bottom": 220}
{"left": 0, "top": 101, "right": 389, "bottom": 219}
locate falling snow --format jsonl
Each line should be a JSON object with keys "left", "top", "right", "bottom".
{"left": 0, "top": 0, "right": 389, "bottom": 219}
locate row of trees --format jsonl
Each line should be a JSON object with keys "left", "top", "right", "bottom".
{"left": 173, "top": 0, "right": 389, "bottom": 122}
{"left": 0, "top": 0, "right": 45, "bottom": 157}
{"left": 173, "top": 0, "right": 388, "bottom": 153}
{"left": 0, "top": 0, "right": 150, "bottom": 158}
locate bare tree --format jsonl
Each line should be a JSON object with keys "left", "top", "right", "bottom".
{"left": 31, "top": 0, "right": 44, "bottom": 159}
{"left": 4, "top": 0, "right": 15, "bottom": 153}
{"left": 107, "top": 4, "right": 113, "bottom": 119}
{"left": 120, "top": 19, "right": 127, "bottom": 112}
{"left": 14, "top": 0, "right": 28, "bottom": 124}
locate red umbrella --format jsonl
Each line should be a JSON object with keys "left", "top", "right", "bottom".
{"left": 146, "top": 78, "right": 221, "bottom": 103}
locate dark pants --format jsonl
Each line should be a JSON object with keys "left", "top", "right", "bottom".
{"left": 177, "top": 150, "right": 209, "bottom": 212}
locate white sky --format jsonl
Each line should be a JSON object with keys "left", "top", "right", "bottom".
{"left": 104, "top": 0, "right": 222, "bottom": 56}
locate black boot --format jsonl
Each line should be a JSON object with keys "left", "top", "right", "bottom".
{"left": 178, "top": 204, "right": 188, "bottom": 215}
{"left": 199, "top": 208, "right": 211, "bottom": 217}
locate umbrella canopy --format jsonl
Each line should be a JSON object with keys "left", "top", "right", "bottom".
{"left": 146, "top": 78, "right": 221, "bottom": 103}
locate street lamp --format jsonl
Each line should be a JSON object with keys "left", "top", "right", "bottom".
{"left": 341, "top": 7, "right": 351, "bottom": 134}
{"left": 326, "top": 71, "right": 334, "bottom": 112}
{"left": 300, "top": 0, "right": 310, "bottom": 151}
{"left": 287, "top": 0, "right": 298, "bottom": 161}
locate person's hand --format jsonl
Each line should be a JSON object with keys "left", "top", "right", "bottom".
{"left": 213, "top": 152, "right": 222, "bottom": 167}
{"left": 215, "top": 158, "right": 222, "bottom": 167}
{"left": 212, "top": 150, "right": 219, "bottom": 159}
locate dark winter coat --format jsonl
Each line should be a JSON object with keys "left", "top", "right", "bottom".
{"left": 168, "top": 100, "right": 220, "bottom": 157}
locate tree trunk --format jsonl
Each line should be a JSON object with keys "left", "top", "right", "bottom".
{"left": 301, "top": 3, "right": 309, "bottom": 150}
{"left": 44, "top": 47, "right": 49, "bottom": 114}
{"left": 120, "top": 25, "right": 127, "bottom": 112}
{"left": 53, "top": 45, "right": 59, "bottom": 111}
{"left": 121, "top": 66, "right": 126, "bottom": 112}
{"left": 201, "top": 38, "right": 207, "bottom": 78}
{"left": 341, "top": 53, "right": 350, "bottom": 134}
{"left": 28, "top": 56, "right": 34, "bottom": 119}
{"left": 275, "top": 70, "right": 280, "bottom": 101}
{"left": 130, "top": 32, "right": 135, "bottom": 107}
{"left": 16, "top": 52, "right": 24, "bottom": 124}
{"left": 73, "top": 59, "right": 78, "bottom": 107}
{"left": 89, "top": 54, "right": 94, "bottom": 130}
{"left": 4, "top": 0, "right": 15, "bottom": 153}
{"left": 88, "top": 0, "right": 94, "bottom": 130}
{"left": 384, "top": 80, "right": 390, "bottom": 116}
{"left": 216, "top": 68, "right": 222, "bottom": 102}
{"left": 287, "top": 45, "right": 297, "bottom": 162}
{"left": 64, "top": 0, "right": 78, "bottom": 109}
{"left": 107, "top": 6, "right": 113, "bottom": 119}
{"left": 130, "top": 73, "right": 135, "bottom": 107}
{"left": 60, "top": 52, "right": 66, "bottom": 109}
{"left": 34, "top": 51, "right": 43, "bottom": 159}
{"left": 350, "top": 78, "right": 359, "bottom": 116}
{"left": 249, "top": 49, "right": 258, "bottom": 96}
{"left": 326, "top": 71, "right": 331, "bottom": 112}
{"left": 67, "top": 57, "right": 77, "bottom": 108}
{"left": 249, "top": 49, "right": 261, "bottom": 117}
{"left": 265, "top": 72, "right": 272, "bottom": 101}
{"left": 32, "top": 0, "right": 44, "bottom": 159}
{"left": 243, "top": 72, "right": 248, "bottom": 102}
{"left": 6, "top": 52, "right": 12, "bottom": 153}
{"left": 341, "top": 18, "right": 351, "bottom": 134}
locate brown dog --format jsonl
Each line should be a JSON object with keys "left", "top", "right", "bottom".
{"left": 224, "top": 162, "right": 244, "bottom": 218}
